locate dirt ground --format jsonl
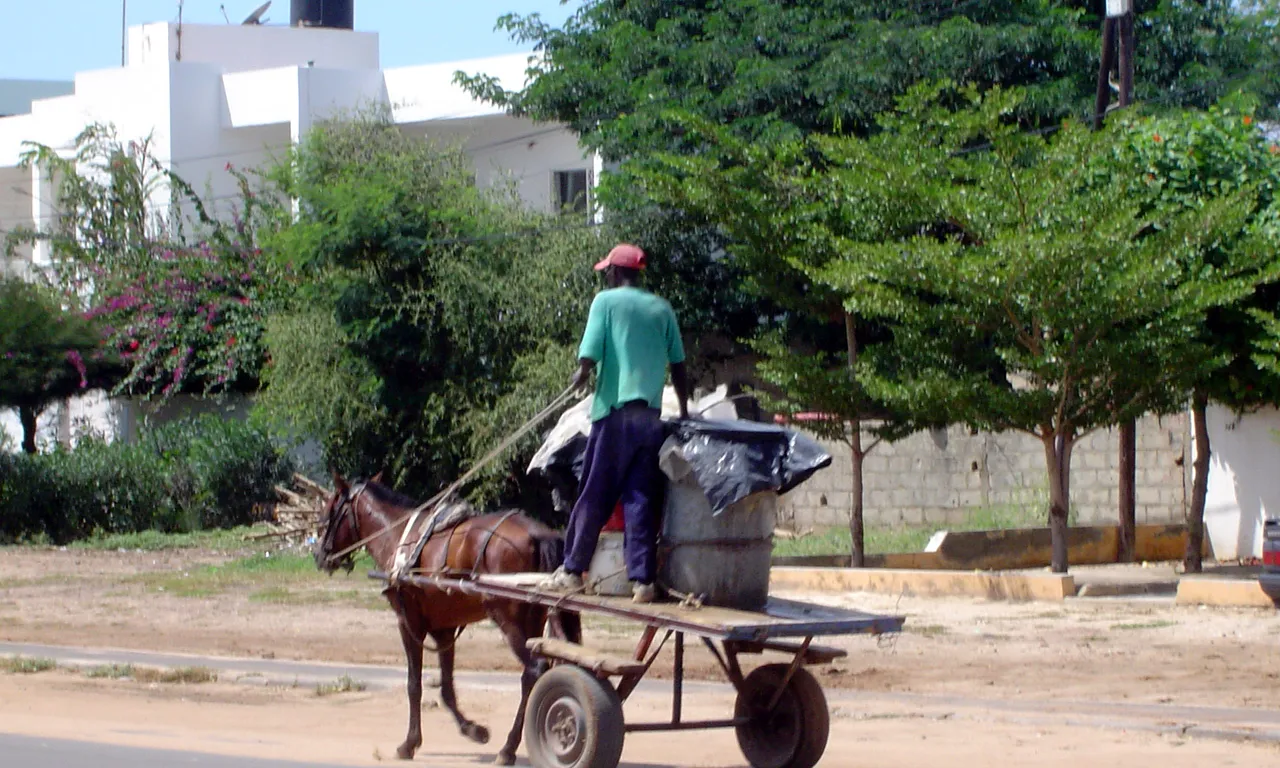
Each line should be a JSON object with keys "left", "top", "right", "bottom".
{"left": 2, "top": 545, "right": 1279, "bottom": 766}
{"left": 2, "top": 669, "right": 1277, "bottom": 768}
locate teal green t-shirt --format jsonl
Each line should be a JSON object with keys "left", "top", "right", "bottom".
{"left": 578, "top": 286, "right": 685, "bottom": 422}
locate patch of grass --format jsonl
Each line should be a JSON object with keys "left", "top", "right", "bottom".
{"left": 905, "top": 624, "right": 948, "bottom": 637}
{"left": 315, "top": 675, "right": 367, "bottom": 696}
{"left": 67, "top": 526, "right": 260, "bottom": 552}
{"left": 83, "top": 663, "right": 135, "bottom": 679}
{"left": 773, "top": 500, "right": 1080, "bottom": 558}
{"left": 131, "top": 552, "right": 375, "bottom": 600}
{"left": 2, "top": 655, "right": 56, "bottom": 674}
{"left": 132, "top": 666, "right": 217, "bottom": 684}
{"left": 1110, "top": 620, "right": 1177, "bottom": 631}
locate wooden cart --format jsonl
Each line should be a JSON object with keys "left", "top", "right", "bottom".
{"left": 377, "top": 571, "right": 905, "bottom": 768}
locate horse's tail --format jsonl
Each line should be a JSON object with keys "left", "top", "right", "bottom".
{"left": 534, "top": 532, "right": 566, "bottom": 574}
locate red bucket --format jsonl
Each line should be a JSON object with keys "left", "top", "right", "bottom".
{"left": 602, "top": 501, "right": 625, "bottom": 532}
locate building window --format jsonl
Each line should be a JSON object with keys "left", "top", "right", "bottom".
{"left": 553, "top": 170, "right": 590, "bottom": 216}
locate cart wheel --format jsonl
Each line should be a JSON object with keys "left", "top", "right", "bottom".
{"left": 524, "top": 665, "right": 625, "bottom": 768}
{"left": 734, "top": 663, "right": 829, "bottom": 768}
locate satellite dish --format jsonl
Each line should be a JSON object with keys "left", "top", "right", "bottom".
{"left": 242, "top": 1, "right": 271, "bottom": 25}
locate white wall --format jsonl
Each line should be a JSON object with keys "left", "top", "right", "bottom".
{"left": 1203, "top": 404, "right": 1280, "bottom": 559}
{"left": 403, "top": 115, "right": 591, "bottom": 213}
{"left": 128, "top": 23, "right": 379, "bottom": 73}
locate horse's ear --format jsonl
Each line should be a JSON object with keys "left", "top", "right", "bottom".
{"left": 371, "top": 470, "right": 384, "bottom": 485}
{"left": 332, "top": 470, "right": 348, "bottom": 494}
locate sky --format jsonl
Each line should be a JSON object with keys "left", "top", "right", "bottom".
{"left": 0, "top": 0, "right": 575, "bottom": 81}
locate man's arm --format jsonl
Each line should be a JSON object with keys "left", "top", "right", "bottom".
{"left": 671, "top": 361, "right": 690, "bottom": 420}
{"left": 570, "top": 358, "right": 595, "bottom": 393}
{"left": 573, "top": 295, "right": 605, "bottom": 392}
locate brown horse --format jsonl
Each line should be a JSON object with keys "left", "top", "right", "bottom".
{"left": 313, "top": 473, "right": 581, "bottom": 764}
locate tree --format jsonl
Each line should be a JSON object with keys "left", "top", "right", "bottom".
{"left": 629, "top": 88, "right": 957, "bottom": 564}
{"left": 0, "top": 278, "right": 123, "bottom": 453}
{"left": 463, "top": 0, "right": 1280, "bottom": 556}
{"left": 1108, "top": 102, "right": 1280, "bottom": 572}
{"left": 813, "top": 89, "right": 1270, "bottom": 573}
{"left": 256, "top": 114, "right": 599, "bottom": 502}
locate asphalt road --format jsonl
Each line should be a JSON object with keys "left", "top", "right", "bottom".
{"left": 0, "top": 733, "right": 356, "bottom": 768}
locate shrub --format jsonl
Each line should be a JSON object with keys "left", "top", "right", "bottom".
{"left": 143, "top": 415, "right": 294, "bottom": 529}
{"left": 0, "top": 441, "right": 173, "bottom": 544}
{"left": 0, "top": 415, "right": 292, "bottom": 544}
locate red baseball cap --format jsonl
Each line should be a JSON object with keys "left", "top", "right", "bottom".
{"left": 594, "top": 243, "right": 647, "bottom": 271}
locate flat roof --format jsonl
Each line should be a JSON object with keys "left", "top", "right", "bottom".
{"left": 0, "top": 79, "right": 75, "bottom": 118}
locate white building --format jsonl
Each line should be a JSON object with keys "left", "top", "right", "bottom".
{"left": 0, "top": 15, "right": 597, "bottom": 454}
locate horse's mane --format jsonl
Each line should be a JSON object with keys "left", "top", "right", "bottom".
{"left": 358, "top": 478, "right": 420, "bottom": 509}
{"left": 356, "top": 478, "right": 483, "bottom": 534}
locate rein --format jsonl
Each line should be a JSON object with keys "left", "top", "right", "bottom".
{"left": 323, "top": 384, "right": 578, "bottom": 573}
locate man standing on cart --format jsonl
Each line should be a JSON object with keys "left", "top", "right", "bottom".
{"left": 541, "top": 243, "right": 689, "bottom": 603}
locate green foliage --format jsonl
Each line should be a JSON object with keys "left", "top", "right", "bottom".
{"left": 0, "top": 439, "right": 173, "bottom": 544}
{"left": 465, "top": 1, "right": 1279, "bottom": 159}
{"left": 256, "top": 114, "right": 598, "bottom": 503}
{"left": 0, "top": 277, "right": 123, "bottom": 452}
{"left": 463, "top": 0, "right": 1280, "bottom": 388}
{"left": 0, "top": 417, "right": 290, "bottom": 544}
{"left": 1106, "top": 101, "right": 1280, "bottom": 410}
{"left": 142, "top": 415, "right": 294, "bottom": 530}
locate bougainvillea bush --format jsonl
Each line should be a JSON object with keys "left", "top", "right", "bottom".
{"left": 11, "top": 125, "right": 290, "bottom": 399}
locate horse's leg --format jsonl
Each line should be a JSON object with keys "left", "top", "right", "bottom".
{"left": 433, "top": 628, "right": 490, "bottom": 746}
{"left": 494, "top": 603, "right": 547, "bottom": 766}
{"left": 392, "top": 599, "right": 426, "bottom": 760}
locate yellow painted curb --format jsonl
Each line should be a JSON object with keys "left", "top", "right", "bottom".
{"left": 770, "top": 566, "right": 1076, "bottom": 603}
{"left": 1175, "top": 577, "right": 1277, "bottom": 609}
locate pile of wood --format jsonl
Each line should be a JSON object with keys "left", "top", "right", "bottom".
{"left": 245, "top": 473, "right": 332, "bottom": 545}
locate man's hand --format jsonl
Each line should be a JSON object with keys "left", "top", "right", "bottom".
{"left": 570, "top": 359, "right": 595, "bottom": 393}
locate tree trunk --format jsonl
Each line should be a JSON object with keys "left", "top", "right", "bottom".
{"left": 18, "top": 406, "right": 38, "bottom": 454}
{"left": 844, "top": 311, "right": 865, "bottom": 568}
{"left": 1185, "top": 391, "right": 1210, "bottom": 574}
{"left": 1118, "top": 418, "right": 1137, "bottom": 563}
{"left": 1044, "top": 431, "right": 1075, "bottom": 573}
{"left": 849, "top": 433, "right": 865, "bottom": 568}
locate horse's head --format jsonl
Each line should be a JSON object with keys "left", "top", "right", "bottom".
{"left": 314, "top": 470, "right": 382, "bottom": 575}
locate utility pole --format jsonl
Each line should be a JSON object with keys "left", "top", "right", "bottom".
{"left": 121, "top": 1, "right": 127, "bottom": 66}
{"left": 1096, "top": 0, "right": 1139, "bottom": 563}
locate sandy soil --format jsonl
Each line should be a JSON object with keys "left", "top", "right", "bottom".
{"left": 3, "top": 545, "right": 1278, "bottom": 714}
{"left": 1, "top": 669, "right": 1277, "bottom": 768}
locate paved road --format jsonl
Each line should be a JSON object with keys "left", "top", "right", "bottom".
{"left": 3, "top": 641, "right": 1279, "bottom": 744}
{"left": 0, "top": 733, "right": 355, "bottom": 768}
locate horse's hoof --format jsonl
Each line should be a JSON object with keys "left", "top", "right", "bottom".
{"left": 465, "top": 723, "right": 490, "bottom": 744}
{"left": 495, "top": 750, "right": 516, "bottom": 766}
{"left": 395, "top": 744, "right": 417, "bottom": 760}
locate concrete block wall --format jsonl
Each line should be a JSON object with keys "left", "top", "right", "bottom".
{"left": 780, "top": 413, "right": 1190, "bottom": 532}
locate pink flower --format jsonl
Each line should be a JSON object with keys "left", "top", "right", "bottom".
{"left": 65, "top": 350, "right": 88, "bottom": 388}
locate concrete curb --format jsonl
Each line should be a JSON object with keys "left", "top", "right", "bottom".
{"left": 769, "top": 566, "right": 1076, "bottom": 602}
{"left": 1175, "top": 577, "right": 1278, "bottom": 608}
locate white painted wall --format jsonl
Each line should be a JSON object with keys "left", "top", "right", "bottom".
{"left": 128, "top": 23, "right": 379, "bottom": 73}
{"left": 1202, "top": 404, "right": 1280, "bottom": 559}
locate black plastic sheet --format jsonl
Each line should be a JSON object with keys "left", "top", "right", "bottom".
{"left": 533, "top": 418, "right": 831, "bottom": 516}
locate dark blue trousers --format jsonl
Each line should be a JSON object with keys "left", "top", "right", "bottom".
{"left": 562, "top": 404, "right": 665, "bottom": 583}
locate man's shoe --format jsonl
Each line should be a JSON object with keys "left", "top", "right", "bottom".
{"left": 632, "top": 582, "right": 657, "bottom": 604}
{"left": 539, "top": 567, "right": 584, "bottom": 593}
